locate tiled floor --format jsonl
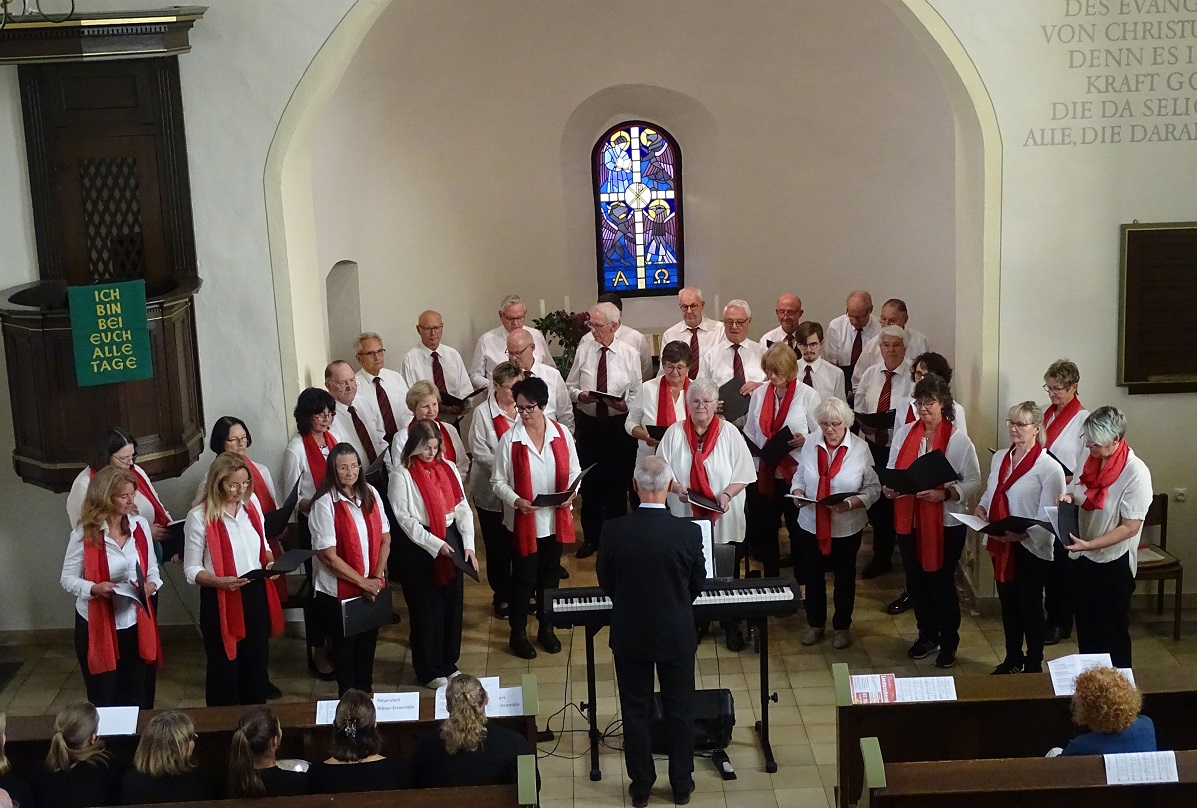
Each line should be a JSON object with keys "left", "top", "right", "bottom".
{"left": 3, "top": 540, "right": 1195, "bottom": 808}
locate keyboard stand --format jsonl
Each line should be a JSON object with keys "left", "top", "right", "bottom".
{"left": 752, "top": 616, "right": 780, "bottom": 772}
{"left": 583, "top": 625, "right": 602, "bottom": 781}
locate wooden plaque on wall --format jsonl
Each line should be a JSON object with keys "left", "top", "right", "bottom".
{"left": 1119, "top": 222, "right": 1197, "bottom": 395}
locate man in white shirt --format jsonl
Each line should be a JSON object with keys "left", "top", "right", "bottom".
{"left": 701, "top": 299, "right": 767, "bottom": 402}
{"left": 506, "top": 327, "right": 574, "bottom": 433}
{"left": 568, "top": 302, "right": 644, "bottom": 559}
{"left": 401, "top": 310, "right": 476, "bottom": 419}
{"left": 577, "top": 292, "right": 654, "bottom": 381}
{"left": 824, "top": 290, "right": 881, "bottom": 401}
{"left": 794, "top": 321, "right": 847, "bottom": 402}
{"left": 851, "top": 298, "right": 932, "bottom": 392}
{"left": 353, "top": 332, "right": 412, "bottom": 445}
{"left": 470, "top": 294, "right": 555, "bottom": 389}
{"left": 326, "top": 360, "right": 388, "bottom": 467}
{"left": 759, "top": 293, "right": 804, "bottom": 351}
{"left": 660, "top": 286, "right": 724, "bottom": 380}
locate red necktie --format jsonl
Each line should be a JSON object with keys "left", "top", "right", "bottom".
{"left": 595, "top": 346, "right": 610, "bottom": 418}
{"left": 850, "top": 328, "right": 863, "bottom": 367}
{"left": 348, "top": 405, "right": 378, "bottom": 463}
{"left": 803, "top": 365, "right": 814, "bottom": 388}
{"left": 688, "top": 327, "right": 700, "bottom": 380}
{"left": 877, "top": 369, "right": 895, "bottom": 445}
{"left": 430, "top": 351, "right": 447, "bottom": 394}
{"left": 373, "top": 376, "right": 399, "bottom": 443}
{"left": 731, "top": 343, "right": 744, "bottom": 380}
{"left": 785, "top": 333, "right": 797, "bottom": 351}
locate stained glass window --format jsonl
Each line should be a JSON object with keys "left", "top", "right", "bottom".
{"left": 592, "top": 121, "right": 683, "bottom": 297}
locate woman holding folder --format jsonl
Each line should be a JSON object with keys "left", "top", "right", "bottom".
{"left": 883, "top": 374, "right": 980, "bottom": 669}
{"left": 975, "top": 402, "right": 1066, "bottom": 674}
{"left": 184, "top": 452, "right": 284, "bottom": 706}
{"left": 391, "top": 420, "right": 476, "bottom": 687}
{"left": 60, "top": 467, "right": 163, "bottom": 708}
{"left": 310, "top": 443, "right": 391, "bottom": 696}
{"left": 626, "top": 340, "right": 691, "bottom": 462}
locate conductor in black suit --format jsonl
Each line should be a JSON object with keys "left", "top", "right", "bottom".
{"left": 598, "top": 455, "right": 706, "bottom": 807}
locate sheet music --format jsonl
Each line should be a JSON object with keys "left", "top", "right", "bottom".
{"left": 1047, "top": 653, "right": 1135, "bottom": 696}
{"left": 315, "top": 700, "right": 338, "bottom": 725}
{"left": 435, "top": 675, "right": 501, "bottom": 719}
{"left": 690, "top": 519, "right": 715, "bottom": 579}
{"left": 487, "top": 686, "right": 525, "bottom": 717}
{"left": 894, "top": 676, "right": 957, "bottom": 703}
{"left": 372, "top": 691, "right": 420, "bottom": 723}
{"left": 1138, "top": 545, "right": 1166, "bottom": 564}
{"left": 948, "top": 513, "right": 989, "bottom": 532}
{"left": 96, "top": 705, "right": 139, "bottom": 736}
{"left": 1104, "top": 751, "right": 1178, "bottom": 784}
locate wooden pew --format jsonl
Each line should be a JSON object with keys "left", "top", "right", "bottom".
{"left": 833, "top": 663, "right": 1197, "bottom": 807}
{"left": 860, "top": 737, "right": 1197, "bottom": 807}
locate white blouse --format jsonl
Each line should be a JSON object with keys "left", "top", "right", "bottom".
{"left": 790, "top": 432, "right": 881, "bottom": 538}
{"left": 66, "top": 465, "right": 170, "bottom": 529}
{"left": 61, "top": 515, "right": 163, "bottom": 629}
{"left": 389, "top": 462, "right": 476, "bottom": 559}
{"left": 309, "top": 486, "right": 391, "bottom": 598}
{"left": 626, "top": 377, "right": 689, "bottom": 461}
{"left": 655, "top": 420, "right": 756, "bottom": 546}
{"left": 1043, "top": 402, "right": 1089, "bottom": 480}
{"left": 467, "top": 394, "right": 518, "bottom": 512}
{"left": 183, "top": 502, "right": 270, "bottom": 584}
{"left": 384, "top": 420, "right": 470, "bottom": 480}
{"left": 491, "top": 419, "right": 581, "bottom": 538}
{"left": 1068, "top": 449, "right": 1153, "bottom": 573}
{"left": 742, "top": 382, "right": 822, "bottom": 475}
{"left": 281, "top": 433, "right": 332, "bottom": 504}
{"left": 886, "top": 420, "right": 982, "bottom": 525}
{"left": 978, "top": 448, "right": 1067, "bottom": 562}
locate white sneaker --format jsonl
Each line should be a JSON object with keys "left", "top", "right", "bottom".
{"left": 423, "top": 676, "right": 449, "bottom": 689}
{"left": 833, "top": 630, "right": 852, "bottom": 650}
{"left": 449, "top": 670, "right": 463, "bottom": 679}
{"left": 800, "top": 626, "right": 825, "bottom": 646}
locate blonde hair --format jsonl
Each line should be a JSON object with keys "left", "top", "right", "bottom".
{"left": 1007, "top": 401, "right": 1046, "bottom": 446}
{"left": 406, "top": 379, "right": 439, "bottom": 412}
{"left": 45, "top": 702, "right": 108, "bottom": 773}
{"left": 1071, "top": 667, "right": 1142, "bottom": 734}
{"left": 0, "top": 712, "right": 9, "bottom": 776}
{"left": 441, "top": 674, "right": 489, "bottom": 754}
{"left": 78, "top": 467, "right": 137, "bottom": 545}
{"left": 760, "top": 342, "right": 798, "bottom": 380}
{"left": 202, "top": 452, "right": 253, "bottom": 523}
{"left": 133, "top": 711, "right": 196, "bottom": 778}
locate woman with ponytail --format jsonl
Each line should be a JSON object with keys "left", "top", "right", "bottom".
{"left": 30, "top": 702, "right": 119, "bottom": 807}
{"left": 60, "top": 468, "right": 163, "bottom": 708}
{"left": 0, "top": 713, "right": 36, "bottom": 808}
{"left": 310, "top": 689, "right": 409, "bottom": 793}
{"left": 226, "top": 706, "right": 309, "bottom": 798}
{"left": 120, "top": 711, "right": 218, "bottom": 803}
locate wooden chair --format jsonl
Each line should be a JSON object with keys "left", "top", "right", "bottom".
{"left": 1135, "top": 492, "right": 1183, "bottom": 642}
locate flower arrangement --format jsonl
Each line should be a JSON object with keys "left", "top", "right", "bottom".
{"left": 533, "top": 309, "right": 590, "bottom": 374}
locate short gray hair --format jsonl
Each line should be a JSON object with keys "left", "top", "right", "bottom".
{"left": 499, "top": 294, "right": 524, "bottom": 312}
{"left": 815, "top": 396, "right": 854, "bottom": 427}
{"left": 679, "top": 286, "right": 705, "bottom": 302}
{"left": 354, "top": 331, "right": 383, "bottom": 353}
{"left": 1083, "top": 406, "right": 1127, "bottom": 446}
{"left": 879, "top": 324, "right": 907, "bottom": 343}
{"left": 686, "top": 378, "right": 718, "bottom": 406}
{"left": 1007, "top": 401, "right": 1046, "bottom": 446}
{"left": 492, "top": 361, "right": 522, "bottom": 387}
{"left": 633, "top": 455, "right": 673, "bottom": 493}
{"left": 724, "top": 299, "right": 751, "bottom": 319}
{"left": 591, "top": 301, "right": 621, "bottom": 324}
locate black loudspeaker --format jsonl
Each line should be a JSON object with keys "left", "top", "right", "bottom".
{"left": 649, "top": 688, "right": 735, "bottom": 753}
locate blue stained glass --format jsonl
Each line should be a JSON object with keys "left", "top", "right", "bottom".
{"left": 593, "top": 122, "right": 683, "bottom": 297}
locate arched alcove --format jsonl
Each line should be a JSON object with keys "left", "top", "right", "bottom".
{"left": 325, "top": 259, "right": 362, "bottom": 366}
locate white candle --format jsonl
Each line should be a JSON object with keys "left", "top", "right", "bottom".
{"left": 539, "top": 298, "right": 546, "bottom": 317}
{"left": 564, "top": 296, "right": 571, "bottom": 312}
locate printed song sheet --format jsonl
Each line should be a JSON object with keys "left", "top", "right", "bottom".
{"left": 1047, "top": 654, "right": 1135, "bottom": 696}
{"left": 96, "top": 705, "right": 139, "bottom": 736}
{"left": 1104, "top": 751, "right": 1178, "bottom": 785}
{"left": 850, "top": 674, "right": 956, "bottom": 704}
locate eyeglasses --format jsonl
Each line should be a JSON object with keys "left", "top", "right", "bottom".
{"left": 417, "top": 325, "right": 443, "bottom": 332}
{"left": 336, "top": 464, "right": 361, "bottom": 472}
{"left": 225, "top": 436, "right": 249, "bottom": 446}
{"left": 914, "top": 400, "right": 938, "bottom": 410}
{"left": 501, "top": 313, "right": 526, "bottom": 324}
{"left": 358, "top": 349, "right": 386, "bottom": 358}
{"left": 223, "top": 480, "right": 252, "bottom": 490}
{"left": 1005, "top": 420, "right": 1035, "bottom": 429}
{"left": 690, "top": 399, "right": 716, "bottom": 408}
{"left": 329, "top": 380, "right": 355, "bottom": 390}
{"left": 680, "top": 303, "right": 701, "bottom": 311}
{"left": 800, "top": 340, "right": 821, "bottom": 349}
{"left": 314, "top": 411, "right": 334, "bottom": 421}
{"left": 1042, "top": 383, "right": 1071, "bottom": 393}
{"left": 515, "top": 403, "right": 540, "bottom": 413}
{"left": 819, "top": 421, "right": 844, "bottom": 429}
{"left": 506, "top": 345, "right": 533, "bottom": 357}
{"left": 724, "top": 319, "right": 749, "bottom": 328}
{"left": 775, "top": 309, "right": 801, "bottom": 316}
{"left": 112, "top": 453, "right": 137, "bottom": 465}
{"left": 662, "top": 362, "right": 689, "bottom": 374}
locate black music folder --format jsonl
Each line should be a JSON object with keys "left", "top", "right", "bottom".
{"left": 645, "top": 424, "right": 669, "bottom": 440}
{"left": 531, "top": 464, "right": 595, "bottom": 507}
{"left": 264, "top": 480, "right": 301, "bottom": 538}
{"left": 718, "top": 377, "right": 751, "bottom": 423}
{"left": 160, "top": 520, "right": 185, "bottom": 562}
{"left": 1045, "top": 449, "right": 1073, "bottom": 479}
{"left": 115, "top": 561, "right": 151, "bottom": 615}
{"left": 1055, "top": 501, "right": 1081, "bottom": 548}
{"left": 450, "top": 546, "right": 481, "bottom": 582}
{"left": 341, "top": 587, "right": 393, "bottom": 637}
{"left": 854, "top": 409, "right": 896, "bottom": 430}
{"left": 686, "top": 489, "right": 726, "bottom": 514}
{"left": 788, "top": 491, "right": 860, "bottom": 507}
{"left": 242, "top": 548, "right": 315, "bottom": 581}
{"left": 875, "top": 449, "right": 961, "bottom": 495}
{"left": 439, "top": 386, "right": 487, "bottom": 408}
{"left": 746, "top": 426, "right": 794, "bottom": 465}
{"left": 585, "top": 390, "right": 626, "bottom": 404}
{"left": 978, "top": 515, "right": 1053, "bottom": 537}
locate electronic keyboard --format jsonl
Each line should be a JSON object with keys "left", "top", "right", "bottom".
{"left": 544, "top": 577, "right": 800, "bottom": 628}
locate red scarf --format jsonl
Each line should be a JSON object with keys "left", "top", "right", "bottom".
{"left": 303, "top": 431, "right": 337, "bottom": 489}
{"left": 91, "top": 466, "right": 170, "bottom": 528}
{"left": 893, "top": 418, "right": 954, "bottom": 572}
{"left": 905, "top": 403, "right": 918, "bottom": 425}
{"left": 206, "top": 501, "right": 284, "bottom": 660}
{"left": 656, "top": 378, "right": 689, "bottom": 427}
{"left": 986, "top": 444, "right": 1042, "bottom": 583}
{"left": 437, "top": 421, "right": 457, "bottom": 463}
{"left": 1044, "top": 396, "right": 1082, "bottom": 448}
{"left": 332, "top": 493, "right": 385, "bottom": 600}
{"left": 684, "top": 416, "right": 723, "bottom": 523}
{"left": 492, "top": 402, "right": 514, "bottom": 440}
{"left": 756, "top": 381, "right": 798, "bottom": 497}
{"left": 815, "top": 443, "right": 849, "bottom": 555}
{"left": 511, "top": 422, "right": 574, "bottom": 556}
{"left": 1079, "top": 439, "right": 1130, "bottom": 512}
{"left": 243, "top": 457, "right": 276, "bottom": 512}
{"left": 84, "top": 523, "right": 161, "bottom": 674}
{"left": 410, "top": 458, "right": 465, "bottom": 587}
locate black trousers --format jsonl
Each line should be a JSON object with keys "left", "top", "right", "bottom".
{"left": 614, "top": 654, "right": 695, "bottom": 797}
{"left": 74, "top": 613, "right": 154, "bottom": 709}
{"left": 509, "top": 535, "right": 562, "bottom": 635}
{"left": 865, "top": 440, "right": 896, "bottom": 566}
{"left": 995, "top": 542, "right": 1050, "bottom": 669}
{"left": 576, "top": 412, "right": 635, "bottom": 548}
{"left": 1044, "top": 536, "right": 1075, "bottom": 635}
{"left": 743, "top": 482, "right": 798, "bottom": 579}
{"left": 898, "top": 524, "right": 966, "bottom": 653}
{"left": 398, "top": 527, "right": 465, "bottom": 684}
{"left": 200, "top": 579, "right": 271, "bottom": 706}
{"left": 298, "top": 513, "right": 326, "bottom": 651}
{"left": 477, "top": 507, "right": 512, "bottom": 609}
{"left": 318, "top": 592, "right": 379, "bottom": 696}
{"left": 796, "top": 528, "right": 862, "bottom": 630}
{"left": 1073, "top": 552, "right": 1135, "bottom": 668}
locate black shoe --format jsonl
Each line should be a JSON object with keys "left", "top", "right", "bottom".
{"left": 538, "top": 626, "right": 561, "bottom": 654}
{"left": 1044, "top": 625, "right": 1071, "bottom": 646}
{"left": 307, "top": 659, "right": 336, "bottom": 681}
{"left": 726, "top": 624, "right": 745, "bottom": 652}
{"left": 886, "top": 592, "right": 913, "bottom": 615}
{"left": 575, "top": 542, "right": 596, "bottom": 559}
{"left": 992, "top": 659, "right": 1023, "bottom": 675}
{"left": 493, "top": 602, "right": 510, "bottom": 619}
{"left": 509, "top": 632, "right": 537, "bottom": 659}
{"left": 860, "top": 559, "right": 892, "bottom": 580}
{"left": 672, "top": 779, "right": 695, "bottom": 805}
{"left": 778, "top": 554, "right": 793, "bottom": 568}
{"left": 559, "top": 565, "right": 570, "bottom": 579}
{"left": 1022, "top": 663, "right": 1043, "bottom": 674}
{"left": 266, "top": 681, "right": 282, "bottom": 700}
{"left": 934, "top": 649, "right": 957, "bottom": 669}
{"left": 631, "top": 792, "right": 650, "bottom": 808}
{"left": 907, "top": 638, "right": 939, "bottom": 659}
{"left": 696, "top": 622, "right": 710, "bottom": 641}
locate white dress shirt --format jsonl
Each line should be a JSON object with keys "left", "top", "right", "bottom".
{"left": 759, "top": 325, "right": 800, "bottom": 351}
{"left": 791, "top": 432, "right": 881, "bottom": 537}
{"left": 389, "top": 462, "right": 476, "bottom": 559}
{"left": 978, "top": 448, "right": 1067, "bottom": 561}
{"left": 798, "top": 356, "right": 847, "bottom": 403}
{"left": 491, "top": 419, "right": 581, "bottom": 538}
{"left": 887, "top": 420, "right": 982, "bottom": 524}
{"left": 467, "top": 394, "right": 518, "bottom": 511}
{"left": 1068, "top": 449, "right": 1153, "bottom": 573}
{"left": 384, "top": 420, "right": 469, "bottom": 480}
{"left": 626, "top": 376, "right": 688, "bottom": 461}
{"left": 893, "top": 396, "right": 969, "bottom": 437}
{"left": 333, "top": 400, "right": 388, "bottom": 466}
{"left": 699, "top": 338, "right": 767, "bottom": 388}
{"left": 282, "top": 432, "right": 333, "bottom": 503}
{"left": 309, "top": 485, "right": 390, "bottom": 597}
{"left": 851, "top": 327, "right": 931, "bottom": 391}
{"left": 743, "top": 382, "right": 822, "bottom": 474}
{"left": 353, "top": 367, "right": 413, "bottom": 438}
{"left": 567, "top": 338, "right": 643, "bottom": 419}
{"left": 655, "top": 420, "right": 756, "bottom": 545}
{"left": 660, "top": 317, "right": 724, "bottom": 377}
{"left": 183, "top": 502, "right": 269, "bottom": 585}
{"left": 66, "top": 465, "right": 170, "bottom": 529}
{"left": 855, "top": 360, "right": 914, "bottom": 447}
{"left": 523, "top": 361, "right": 574, "bottom": 433}
{"left": 824, "top": 313, "right": 881, "bottom": 368}
{"left": 401, "top": 343, "right": 474, "bottom": 400}
{"left": 580, "top": 323, "right": 654, "bottom": 381}
{"left": 470, "top": 326, "right": 554, "bottom": 389}
{"left": 61, "top": 516, "right": 163, "bottom": 629}
{"left": 1043, "top": 402, "right": 1090, "bottom": 479}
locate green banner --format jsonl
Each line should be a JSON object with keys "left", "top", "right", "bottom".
{"left": 68, "top": 280, "right": 154, "bottom": 387}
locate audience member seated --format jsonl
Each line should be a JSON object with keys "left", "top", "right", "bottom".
{"left": 309, "top": 689, "right": 410, "bottom": 793}
{"left": 412, "top": 674, "right": 534, "bottom": 789}
{"left": 1060, "top": 667, "right": 1157, "bottom": 756}
{"left": 227, "top": 706, "right": 310, "bottom": 798}
{"left": 0, "top": 713, "right": 36, "bottom": 808}
{"left": 120, "top": 711, "right": 219, "bottom": 804}
{"left": 29, "top": 702, "right": 121, "bottom": 808}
